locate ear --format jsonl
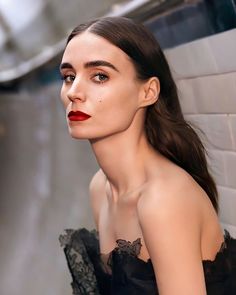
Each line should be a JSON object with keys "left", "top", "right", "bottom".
{"left": 139, "top": 77, "right": 160, "bottom": 108}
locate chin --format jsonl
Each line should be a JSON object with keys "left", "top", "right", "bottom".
{"left": 67, "top": 118, "right": 132, "bottom": 140}
{"left": 68, "top": 126, "right": 98, "bottom": 139}
{"left": 69, "top": 130, "right": 90, "bottom": 139}
{"left": 68, "top": 127, "right": 122, "bottom": 141}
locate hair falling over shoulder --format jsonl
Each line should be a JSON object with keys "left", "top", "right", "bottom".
{"left": 66, "top": 16, "right": 218, "bottom": 212}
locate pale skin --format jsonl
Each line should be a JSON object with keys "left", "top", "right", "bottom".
{"left": 60, "top": 31, "right": 224, "bottom": 294}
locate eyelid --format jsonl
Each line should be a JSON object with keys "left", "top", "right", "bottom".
{"left": 92, "top": 72, "right": 109, "bottom": 83}
{"left": 60, "top": 68, "right": 109, "bottom": 84}
{"left": 92, "top": 71, "right": 108, "bottom": 76}
{"left": 91, "top": 68, "right": 109, "bottom": 76}
{"left": 61, "top": 73, "right": 75, "bottom": 83}
{"left": 60, "top": 69, "right": 75, "bottom": 75}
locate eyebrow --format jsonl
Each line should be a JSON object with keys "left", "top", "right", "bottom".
{"left": 60, "top": 62, "right": 73, "bottom": 71}
{"left": 60, "top": 60, "right": 119, "bottom": 72}
{"left": 84, "top": 60, "right": 119, "bottom": 72}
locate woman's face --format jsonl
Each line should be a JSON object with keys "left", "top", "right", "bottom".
{"left": 60, "top": 31, "right": 145, "bottom": 140}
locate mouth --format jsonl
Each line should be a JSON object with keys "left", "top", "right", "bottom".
{"left": 68, "top": 110, "right": 91, "bottom": 121}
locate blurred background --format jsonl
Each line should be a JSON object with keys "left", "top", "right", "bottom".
{"left": 0, "top": 0, "right": 236, "bottom": 294}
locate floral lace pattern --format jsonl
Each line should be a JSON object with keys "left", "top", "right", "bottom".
{"left": 114, "top": 238, "right": 142, "bottom": 256}
{"left": 203, "top": 229, "right": 232, "bottom": 277}
{"left": 59, "top": 228, "right": 236, "bottom": 295}
{"left": 101, "top": 237, "right": 143, "bottom": 271}
{"left": 59, "top": 229, "right": 101, "bottom": 295}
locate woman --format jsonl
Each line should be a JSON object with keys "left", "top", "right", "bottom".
{"left": 59, "top": 17, "right": 236, "bottom": 295}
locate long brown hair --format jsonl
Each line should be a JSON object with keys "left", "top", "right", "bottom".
{"left": 66, "top": 16, "right": 218, "bottom": 212}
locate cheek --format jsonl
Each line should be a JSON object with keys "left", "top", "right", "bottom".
{"left": 95, "top": 88, "right": 139, "bottom": 125}
{"left": 112, "top": 83, "right": 139, "bottom": 111}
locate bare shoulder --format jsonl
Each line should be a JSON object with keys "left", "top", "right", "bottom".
{"left": 137, "top": 166, "right": 207, "bottom": 243}
{"left": 137, "top": 169, "right": 208, "bottom": 244}
{"left": 89, "top": 169, "right": 107, "bottom": 229}
{"left": 137, "top": 165, "right": 206, "bottom": 221}
{"left": 137, "top": 168, "right": 204, "bottom": 245}
{"left": 136, "top": 169, "right": 207, "bottom": 293}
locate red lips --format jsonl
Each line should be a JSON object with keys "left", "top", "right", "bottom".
{"left": 68, "top": 110, "right": 91, "bottom": 121}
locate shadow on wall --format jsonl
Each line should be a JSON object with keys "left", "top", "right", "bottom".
{"left": 145, "top": 0, "right": 236, "bottom": 49}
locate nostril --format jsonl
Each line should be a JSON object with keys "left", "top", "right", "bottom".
{"left": 67, "top": 92, "right": 85, "bottom": 102}
{"left": 67, "top": 82, "right": 86, "bottom": 102}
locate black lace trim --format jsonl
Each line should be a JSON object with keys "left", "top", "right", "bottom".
{"left": 102, "top": 237, "right": 143, "bottom": 270}
{"left": 202, "top": 229, "right": 232, "bottom": 277}
{"left": 114, "top": 238, "right": 142, "bottom": 257}
{"left": 59, "top": 229, "right": 74, "bottom": 247}
{"left": 204, "top": 229, "right": 230, "bottom": 262}
{"left": 59, "top": 229, "right": 100, "bottom": 295}
{"left": 59, "top": 228, "right": 235, "bottom": 293}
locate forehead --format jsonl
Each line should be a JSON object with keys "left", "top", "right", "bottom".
{"left": 62, "top": 31, "right": 132, "bottom": 69}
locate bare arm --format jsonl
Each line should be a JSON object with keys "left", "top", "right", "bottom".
{"left": 89, "top": 169, "right": 107, "bottom": 230}
{"left": 137, "top": 185, "right": 207, "bottom": 295}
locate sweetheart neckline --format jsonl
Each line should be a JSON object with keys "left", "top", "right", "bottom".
{"left": 99, "top": 237, "right": 152, "bottom": 264}
{"left": 59, "top": 227, "right": 230, "bottom": 266}
{"left": 59, "top": 227, "right": 236, "bottom": 294}
{"left": 98, "top": 230, "right": 229, "bottom": 265}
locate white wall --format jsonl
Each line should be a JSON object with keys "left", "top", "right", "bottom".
{"left": 165, "top": 28, "right": 236, "bottom": 236}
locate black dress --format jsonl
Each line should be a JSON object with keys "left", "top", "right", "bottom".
{"left": 59, "top": 228, "right": 236, "bottom": 295}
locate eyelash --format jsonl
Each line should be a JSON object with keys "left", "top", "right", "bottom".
{"left": 60, "top": 72, "right": 109, "bottom": 84}
{"left": 92, "top": 72, "right": 109, "bottom": 84}
{"left": 61, "top": 74, "right": 75, "bottom": 83}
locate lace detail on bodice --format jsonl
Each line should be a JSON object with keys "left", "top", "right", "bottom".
{"left": 59, "top": 228, "right": 236, "bottom": 295}
{"left": 59, "top": 229, "right": 100, "bottom": 295}
{"left": 100, "top": 237, "right": 143, "bottom": 273}
{"left": 114, "top": 238, "right": 142, "bottom": 257}
{"left": 202, "top": 229, "right": 232, "bottom": 277}
{"left": 59, "top": 229, "right": 75, "bottom": 247}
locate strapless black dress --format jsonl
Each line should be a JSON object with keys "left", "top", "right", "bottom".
{"left": 59, "top": 228, "right": 236, "bottom": 295}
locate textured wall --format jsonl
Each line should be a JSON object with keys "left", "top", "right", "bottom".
{"left": 165, "top": 28, "right": 236, "bottom": 236}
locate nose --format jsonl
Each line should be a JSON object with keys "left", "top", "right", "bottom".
{"left": 67, "top": 78, "right": 86, "bottom": 102}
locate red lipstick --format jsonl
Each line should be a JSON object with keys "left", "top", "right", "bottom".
{"left": 68, "top": 110, "right": 91, "bottom": 121}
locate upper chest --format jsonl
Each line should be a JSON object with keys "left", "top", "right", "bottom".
{"left": 97, "top": 190, "right": 151, "bottom": 261}
{"left": 99, "top": 189, "right": 141, "bottom": 233}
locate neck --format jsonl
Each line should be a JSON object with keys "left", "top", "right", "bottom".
{"left": 90, "top": 129, "right": 156, "bottom": 200}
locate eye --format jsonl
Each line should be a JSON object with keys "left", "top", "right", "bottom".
{"left": 61, "top": 74, "right": 75, "bottom": 83}
{"left": 92, "top": 72, "right": 109, "bottom": 83}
